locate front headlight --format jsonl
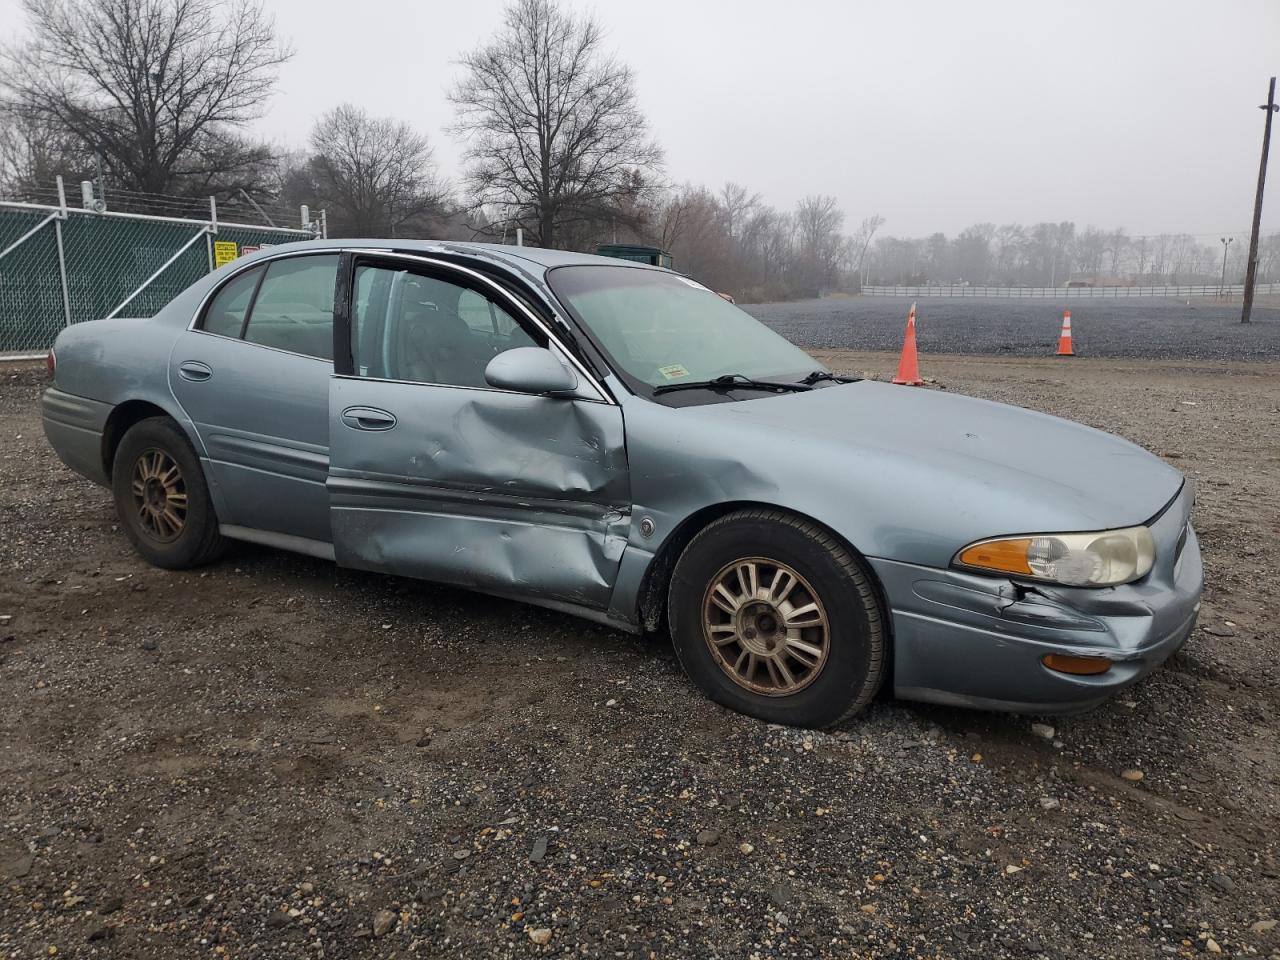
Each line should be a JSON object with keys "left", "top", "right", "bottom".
{"left": 954, "top": 525, "right": 1155, "bottom": 587}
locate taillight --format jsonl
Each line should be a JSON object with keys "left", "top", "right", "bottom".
{"left": 46, "top": 350, "right": 56, "bottom": 378}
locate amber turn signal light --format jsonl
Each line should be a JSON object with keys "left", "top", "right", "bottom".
{"left": 1041, "top": 654, "right": 1112, "bottom": 676}
{"left": 956, "top": 538, "right": 1033, "bottom": 575}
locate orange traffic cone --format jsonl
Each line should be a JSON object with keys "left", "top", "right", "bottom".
{"left": 892, "top": 302, "right": 924, "bottom": 385}
{"left": 1055, "top": 310, "right": 1075, "bottom": 357}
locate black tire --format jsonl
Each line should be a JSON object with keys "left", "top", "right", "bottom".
{"left": 110, "top": 416, "right": 228, "bottom": 569}
{"left": 668, "top": 509, "right": 886, "bottom": 728}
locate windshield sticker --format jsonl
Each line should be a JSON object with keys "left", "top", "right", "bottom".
{"left": 658, "top": 363, "right": 691, "bottom": 380}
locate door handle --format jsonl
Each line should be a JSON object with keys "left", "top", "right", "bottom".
{"left": 340, "top": 406, "right": 397, "bottom": 431}
{"left": 178, "top": 361, "right": 212, "bottom": 382}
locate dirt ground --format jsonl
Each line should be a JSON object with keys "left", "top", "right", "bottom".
{"left": 1, "top": 352, "right": 1278, "bottom": 960}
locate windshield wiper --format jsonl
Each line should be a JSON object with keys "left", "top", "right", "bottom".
{"left": 799, "top": 370, "right": 861, "bottom": 385}
{"left": 653, "top": 373, "right": 814, "bottom": 396}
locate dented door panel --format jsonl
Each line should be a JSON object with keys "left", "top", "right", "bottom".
{"left": 327, "top": 376, "right": 629, "bottom": 608}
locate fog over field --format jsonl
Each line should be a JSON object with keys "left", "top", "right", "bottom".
{"left": 747, "top": 297, "right": 1280, "bottom": 360}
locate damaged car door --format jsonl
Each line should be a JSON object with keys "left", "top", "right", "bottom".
{"left": 327, "top": 253, "right": 630, "bottom": 609}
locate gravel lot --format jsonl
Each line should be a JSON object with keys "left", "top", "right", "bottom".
{"left": 2, "top": 353, "right": 1278, "bottom": 959}
{"left": 745, "top": 297, "right": 1280, "bottom": 361}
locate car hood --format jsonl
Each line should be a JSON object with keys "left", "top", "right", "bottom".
{"left": 678, "top": 380, "right": 1183, "bottom": 535}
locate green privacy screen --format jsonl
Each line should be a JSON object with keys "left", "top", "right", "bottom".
{"left": 0, "top": 205, "right": 311, "bottom": 354}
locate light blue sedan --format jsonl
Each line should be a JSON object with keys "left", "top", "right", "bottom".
{"left": 41, "top": 240, "right": 1202, "bottom": 727}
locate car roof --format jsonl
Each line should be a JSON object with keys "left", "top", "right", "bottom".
{"left": 238, "top": 237, "right": 666, "bottom": 276}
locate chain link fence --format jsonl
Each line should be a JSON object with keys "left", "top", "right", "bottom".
{"left": 1, "top": 178, "right": 320, "bottom": 357}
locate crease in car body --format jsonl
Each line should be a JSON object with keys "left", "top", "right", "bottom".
{"left": 327, "top": 372, "right": 629, "bottom": 610}
{"left": 337, "top": 392, "right": 624, "bottom": 502}
{"left": 338, "top": 508, "right": 622, "bottom": 607}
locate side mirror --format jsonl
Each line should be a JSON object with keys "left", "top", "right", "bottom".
{"left": 484, "top": 346, "right": 578, "bottom": 396}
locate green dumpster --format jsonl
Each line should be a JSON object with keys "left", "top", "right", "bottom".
{"left": 595, "top": 244, "right": 673, "bottom": 269}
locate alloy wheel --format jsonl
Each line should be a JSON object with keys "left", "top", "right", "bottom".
{"left": 130, "top": 448, "right": 187, "bottom": 543}
{"left": 701, "top": 557, "right": 831, "bottom": 696}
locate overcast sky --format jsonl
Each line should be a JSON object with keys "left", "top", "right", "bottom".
{"left": 2, "top": 0, "right": 1277, "bottom": 238}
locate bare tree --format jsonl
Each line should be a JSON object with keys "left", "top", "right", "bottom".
{"left": 1257, "top": 232, "right": 1280, "bottom": 283}
{"left": 1071, "top": 226, "right": 1107, "bottom": 280}
{"left": 1131, "top": 236, "right": 1150, "bottom": 279}
{"left": 0, "top": 0, "right": 291, "bottom": 196}
{"left": 449, "top": 0, "right": 662, "bottom": 248}
{"left": 0, "top": 101, "right": 90, "bottom": 196}
{"left": 1105, "top": 229, "right": 1129, "bottom": 278}
{"left": 305, "top": 104, "right": 447, "bottom": 237}
{"left": 849, "top": 214, "right": 885, "bottom": 288}
{"left": 718, "top": 182, "right": 760, "bottom": 240}
{"left": 654, "top": 185, "right": 732, "bottom": 288}
{"left": 741, "top": 207, "right": 795, "bottom": 298}
{"left": 792, "top": 195, "right": 845, "bottom": 294}
{"left": 642, "top": 184, "right": 859, "bottom": 302}
{"left": 953, "top": 223, "right": 994, "bottom": 283}
{"left": 993, "top": 224, "right": 1026, "bottom": 281}
{"left": 1167, "top": 233, "right": 1196, "bottom": 284}
{"left": 1150, "top": 234, "right": 1173, "bottom": 280}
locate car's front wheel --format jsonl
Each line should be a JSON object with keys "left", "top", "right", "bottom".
{"left": 668, "top": 509, "right": 886, "bottom": 728}
{"left": 111, "top": 416, "right": 227, "bottom": 569}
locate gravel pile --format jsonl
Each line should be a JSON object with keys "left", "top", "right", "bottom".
{"left": 745, "top": 297, "right": 1280, "bottom": 361}
{"left": 1, "top": 358, "right": 1278, "bottom": 959}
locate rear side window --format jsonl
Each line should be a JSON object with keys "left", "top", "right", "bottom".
{"left": 243, "top": 255, "right": 339, "bottom": 360}
{"left": 202, "top": 266, "right": 262, "bottom": 338}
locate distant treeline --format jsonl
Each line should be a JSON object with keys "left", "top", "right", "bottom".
{"left": 865, "top": 223, "right": 1280, "bottom": 288}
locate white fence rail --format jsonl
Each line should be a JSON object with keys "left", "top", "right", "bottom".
{"left": 862, "top": 283, "right": 1280, "bottom": 299}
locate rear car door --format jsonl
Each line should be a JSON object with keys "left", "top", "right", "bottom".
{"left": 169, "top": 252, "right": 339, "bottom": 547}
{"left": 327, "top": 253, "right": 630, "bottom": 608}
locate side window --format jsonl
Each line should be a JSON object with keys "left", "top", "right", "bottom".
{"left": 352, "top": 265, "right": 539, "bottom": 387}
{"left": 457, "top": 289, "right": 498, "bottom": 335}
{"left": 243, "top": 255, "right": 339, "bottom": 360}
{"left": 201, "top": 266, "right": 262, "bottom": 338}
{"left": 458, "top": 288, "right": 528, "bottom": 338}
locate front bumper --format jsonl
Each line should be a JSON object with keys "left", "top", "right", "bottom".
{"left": 870, "top": 482, "right": 1203, "bottom": 713}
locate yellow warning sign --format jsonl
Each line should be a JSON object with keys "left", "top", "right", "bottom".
{"left": 213, "top": 240, "right": 239, "bottom": 267}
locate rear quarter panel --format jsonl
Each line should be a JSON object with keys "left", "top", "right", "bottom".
{"left": 48, "top": 252, "right": 250, "bottom": 412}
{"left": 44, "top": 309, "right": 198, "bottom": 485}
{"left": 52, "top": 316, "right": 180, "bottom": 408}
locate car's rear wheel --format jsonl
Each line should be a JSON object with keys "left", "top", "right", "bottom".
{"left": 111, "top": 417, "right": 227, "bottom": 569}
{"left": 668, "top": 509, "right": 886, "bottom": 728}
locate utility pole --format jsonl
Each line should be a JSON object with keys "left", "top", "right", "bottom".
{"left": 1242, "top": 76, "right": 1277, "bottom": 324}
{"left": 1219, "top": 237, "right": 1233, "bottom": 296}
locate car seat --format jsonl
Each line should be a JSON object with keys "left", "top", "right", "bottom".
{"left": 396, "top": 282, "right": 493, "bottom": 386}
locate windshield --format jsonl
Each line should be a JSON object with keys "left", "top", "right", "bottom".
{"left": 548, "top": 265, "right": 823, "bottom": 392}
